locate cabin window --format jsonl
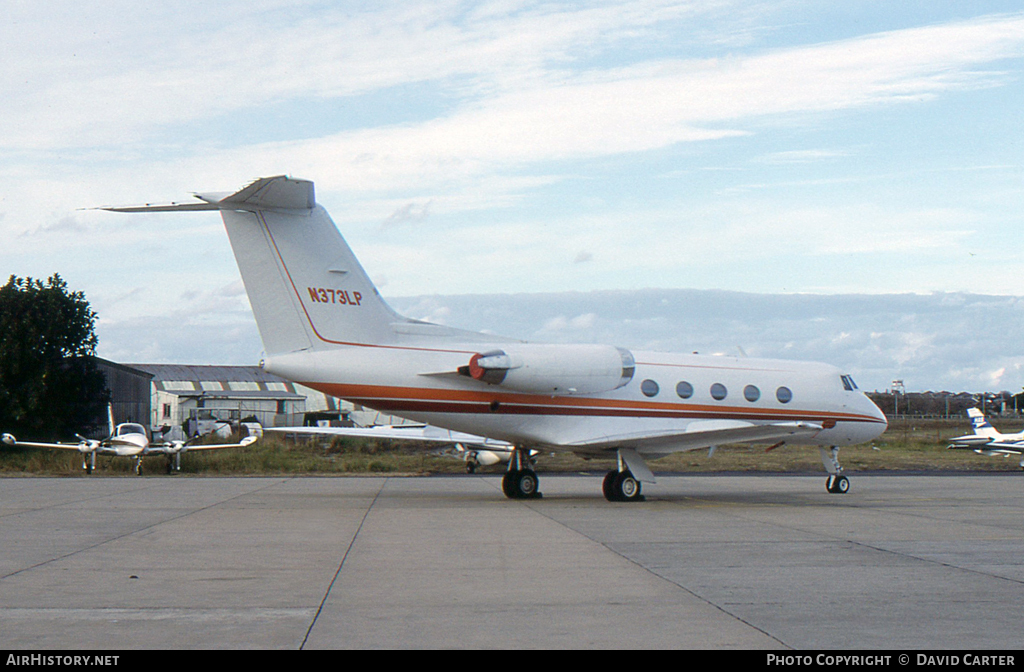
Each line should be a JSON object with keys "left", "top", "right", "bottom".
{"left": 641, "top": 379, "right": 660, "bottom": 397}
{"left": 676, "top": 381, "right": 694, "bottom": 399}
{"left": 744, "top": 385, "right": 760, "bottom": 402}
{"left": 776, "top": 386, "right": 793, "bottom": 403}
{"left": 710, "top": 383, "right": 728, "bottom": 400}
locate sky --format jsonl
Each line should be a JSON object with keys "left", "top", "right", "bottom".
{"left": 2, "top": 1, "right": 1023, "bottom": 393}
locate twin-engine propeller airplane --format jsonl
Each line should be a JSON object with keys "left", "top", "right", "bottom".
{"left": 947, "top": 408, "right": 1024, "bottom": 469}
{"left": 104, "top": 175, "right": 887, "bottom": 500}
{"left": 2, "top": 407, "right": 258, "bottom": 475}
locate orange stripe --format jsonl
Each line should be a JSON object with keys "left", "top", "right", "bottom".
{"left": 305, "top": 381, "right": 884, "bottom": 424}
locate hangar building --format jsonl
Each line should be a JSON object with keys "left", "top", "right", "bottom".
{"left": 92, "top": 359, "right": 153, "bottom": 428}
{"left": 94, "top": 359, "right": 409, "bottom": 438}
{"left": 128, "top": 364, "right": 316, "bottom": 436}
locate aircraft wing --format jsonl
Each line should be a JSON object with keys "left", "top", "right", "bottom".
{"left": 183, "top": 436, "right": 259, "bottom": 451}
{"left": 263, "top": 424, "right": 512, "bottom": 449}
{"left": 948, "top": 438, "right": 1024, "bottom": 452}
{"left": 946, "top": 434, "right": 994, "bottom": 447}
{"left": 1, "top": 434, "right": 95, "bottom": 451}
{"left": 147, "top": 436, "right": 259, "bottom": 454}
{"left": 560, "top": 420, "right": 824, "bottom": 454}
{"left": 978, "top": 447, "right": 1024, "bottom": 456}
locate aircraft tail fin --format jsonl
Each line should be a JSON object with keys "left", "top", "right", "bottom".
{"left": 967, "top": 408, "right": 1000, "bottom": 439}
{"left": 105, "top": 176, "right": 405, "bottom": 355}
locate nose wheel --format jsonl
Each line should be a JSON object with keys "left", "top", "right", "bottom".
{"left": 826, "top": 474, "right": 850, "bottom": 494}
{"left": 820, "top": 446, "right": 849, "bottom": 494}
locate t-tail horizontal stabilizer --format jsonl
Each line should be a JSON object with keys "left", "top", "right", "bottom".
{"left": 104, "top": 175, "right": 407, "bottom": 356}
{"left": 102, "top": 176, "right": 315, "bottom": 213}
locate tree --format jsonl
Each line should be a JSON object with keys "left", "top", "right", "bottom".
{"left": 0, "top": 274, "right": 109, "bottom": 439}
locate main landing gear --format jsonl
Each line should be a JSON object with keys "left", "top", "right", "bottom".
{"left": 602, "top": 469, "right": 644, "bottom": 502}
{"left": 602, "top": 448, "right": 650, "bottom": 502}
{"left": 820, "top": 446, "right": 849, "bottom": 494}
{"left": 502, "top": 447, "right": 542, "bottom": 500}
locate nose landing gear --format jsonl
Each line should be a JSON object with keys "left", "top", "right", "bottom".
{"left": 820, "top": 446, "right": 849, "bottom": 494}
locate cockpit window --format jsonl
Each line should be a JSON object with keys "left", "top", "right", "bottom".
{"left": 840, "top": 375, "right": 858, "bottom": 391}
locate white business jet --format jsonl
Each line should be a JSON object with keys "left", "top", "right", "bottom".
{"left": 105, "top": 176, "right": 886, "bottom": 500}
{"left": 2, "top": 407, "right": 258, "bottom": 475}
{"left": 947, "top": 408, "right": 1024, "bottom": 468}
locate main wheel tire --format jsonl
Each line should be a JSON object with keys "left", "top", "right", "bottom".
{"left": 502, "top": 469, "right": 541, "bottom": 499}
{"left": 602, "top": 470, "right": 620, "bottom": 501}
{"left": 614, "top": 471, "right": 643, "bottom": 502}
{"left": 516, "top": 470, "right": 539, "bottom": 498}
{"left": 502, "top": 470, "right": 518, "bottom": 498}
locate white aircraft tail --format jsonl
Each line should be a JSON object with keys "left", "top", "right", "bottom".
{"left": 966, "top": 408, "right": 1000, "bottom": 439}
{"left": 106, "top": 176, "right": 407, "bottom": 355}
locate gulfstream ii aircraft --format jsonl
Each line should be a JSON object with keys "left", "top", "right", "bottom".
{"left": 106, "top": 175, "right": 887, "bottom": 501}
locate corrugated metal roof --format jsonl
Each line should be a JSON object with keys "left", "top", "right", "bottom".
{"left": 129, "top": 364, "right": 289, "bottom": 384}
{"left": 157, "top": 389, "right": 303, "bottom": 400}
{"left": 92, "top": 357, "right": 155, "bottom": 380}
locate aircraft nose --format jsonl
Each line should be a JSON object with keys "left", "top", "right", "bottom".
{"left": 863, "top": 393, "right": 888, "bottom": 438}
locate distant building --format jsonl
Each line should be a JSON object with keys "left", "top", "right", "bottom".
{"left": 126, "top": 364, "right": 318, "bottom": 437}
{"left": 94, "top": 360, "right": 418, "bottom": 437}
{"left": 866, "top": 390, "right": 1019, "bottom": 418}
{"left": 92, "top": 358, "right": 153, "bottom": 428}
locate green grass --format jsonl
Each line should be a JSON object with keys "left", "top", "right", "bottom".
{"left": 1, "top": 417, "right": 1020, "bottom": 476}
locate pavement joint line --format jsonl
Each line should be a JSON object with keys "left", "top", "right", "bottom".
{"left": 515, "top": 493, "right": 793, "bottom": 650}
{"left": 300, "top": 476, "right": 387, "bottom": 650}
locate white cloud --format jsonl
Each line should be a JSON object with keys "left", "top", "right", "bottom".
{"left": 5, "top": 4, "right": 1024, "bottom": 383}
{"left": 385, "top": 290, "right": 1024, "bottom": 392}
{"left": 150, "top": 12, "right": 1024, "bottom": 201}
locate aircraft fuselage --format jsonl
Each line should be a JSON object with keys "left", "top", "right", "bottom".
{"left": 265, "top": 344, "right": 886, "bottom": 452}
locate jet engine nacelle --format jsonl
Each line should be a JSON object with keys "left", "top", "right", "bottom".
{"left": 459, "top": 344, "right": 635, "bottom": 395}
{"left": 474, "top": 450, "right": 504, "bottom": 467}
